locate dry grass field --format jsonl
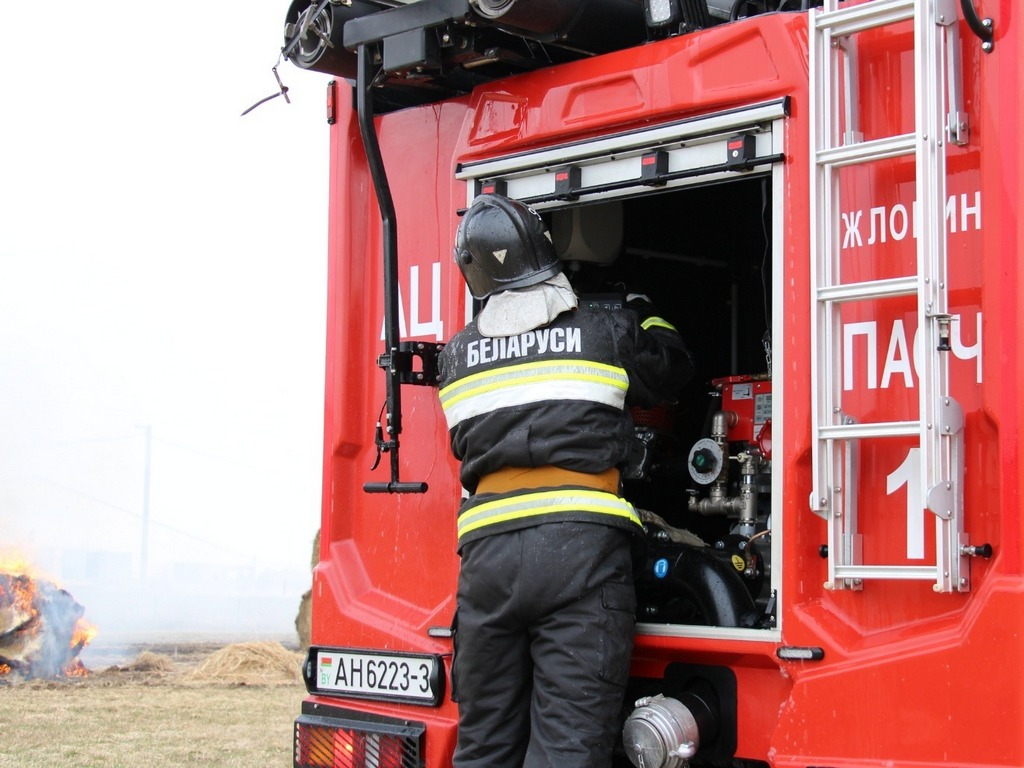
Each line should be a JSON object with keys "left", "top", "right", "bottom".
{"left": 0, "top": 641, "right": 307, "bottom": 768}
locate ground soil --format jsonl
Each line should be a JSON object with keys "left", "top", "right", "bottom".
{"left": 0, "top": 641, "right": 307, "bottom": 768}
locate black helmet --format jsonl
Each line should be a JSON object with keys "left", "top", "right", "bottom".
{"left": 454, "top": 195, "right": 562, "bottom": 299}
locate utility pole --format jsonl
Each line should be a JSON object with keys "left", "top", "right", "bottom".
{"left": 140, "top": 424, "right": 151, "bottom": 582}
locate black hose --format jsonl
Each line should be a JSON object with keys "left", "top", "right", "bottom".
{"left": 640, "top": 543, "right": 757, "bottom": 627}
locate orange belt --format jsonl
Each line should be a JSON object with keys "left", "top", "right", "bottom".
{"left": 476, "top": 466, "right": 621, "bottom": 495}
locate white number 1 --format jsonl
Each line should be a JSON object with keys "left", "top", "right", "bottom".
{"left": 887, "top": 448, "right": 924, "bottom": 559}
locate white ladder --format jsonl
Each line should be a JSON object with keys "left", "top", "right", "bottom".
{"left": 809, "top": 0, "right": 972, "bottom": 592}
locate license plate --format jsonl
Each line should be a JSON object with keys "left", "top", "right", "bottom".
{"left": 304, "top": 646, "right": 444, "bottom": 707}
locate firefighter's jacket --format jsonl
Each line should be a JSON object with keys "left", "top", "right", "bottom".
{"left": 439, "top": 302, "right": 693, "bottom": 550}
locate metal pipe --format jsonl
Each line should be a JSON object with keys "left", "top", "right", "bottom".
{"left": 357, "top": 44, "right": 428, "bottom": 494}
{"left": 357, "top": 43, "right": 401, "bottom": 444}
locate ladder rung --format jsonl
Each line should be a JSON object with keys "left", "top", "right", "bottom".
{"left": 816, "top": 133, "right": 916, "bottom": 168}
{"left": 818, "top": 420, "right": 920, "bottom": 440}
{"left": 817, "top": 275, "right": 918, "bottom": 303}
{"left": 834, "top": 564, "right": 938, "bottom": 581}
{"left": 814, "top": 0, "right": 915, "bottom": 37}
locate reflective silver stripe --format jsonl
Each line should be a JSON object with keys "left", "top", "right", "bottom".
{"left": 457, "top": 489, "right": 641, "bottom": 539}
{"left": 641, "top": 316, "right": 678, "bottom": 333}
{"left": 439, "top": 359, "right": 628, "bottom": 428}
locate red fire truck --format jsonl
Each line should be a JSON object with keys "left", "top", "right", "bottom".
{"left": 279, "top": 0, "right": 1022, "bottom": 765}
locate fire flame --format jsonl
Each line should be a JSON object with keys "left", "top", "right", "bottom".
{"left": 0, "top": 554, "right": 34, "bottom": 575}
{"left": 0, "top": 554, "right": 97, "bottom": 681}
{"left": 72, "top": 618, "right": 99, "bottom": 649}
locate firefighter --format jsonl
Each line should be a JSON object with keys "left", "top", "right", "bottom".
{"left": 438, "top": 194, "right": 693, "bottom": 768}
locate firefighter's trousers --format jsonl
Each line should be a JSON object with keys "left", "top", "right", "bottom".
{"left": 453, "top": 521, "right": 636, "bottom": 768}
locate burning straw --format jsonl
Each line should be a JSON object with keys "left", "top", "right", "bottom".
{"left": 0, "top": 559, "right": 96, "bottom": 682}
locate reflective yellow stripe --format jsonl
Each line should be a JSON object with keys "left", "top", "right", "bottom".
{"left": 641, "top": 316, "right": 678, "bottom": 333}
{"left": 440, "top": 359, "right": 627, "bottom": 401}
{"left": 439, "top": 359, "right": 628, "bottom": 428}
{"left": 457, "top": 489, "right": 641, "bottom": 539}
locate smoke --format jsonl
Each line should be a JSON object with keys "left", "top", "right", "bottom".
{"left": 0, "top": 0, "right": 327, "bottom": 667}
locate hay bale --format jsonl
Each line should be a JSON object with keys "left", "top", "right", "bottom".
{"left": 126, "top": 651, "right": 174, "bottom": 673}
{"left": 310, "top": 529, "right": 321, "bottom": 571}
{"left": 0, "top": 573, "right": 86, "bottom": 680}
{"left": 295, "top": 529, "right": 320, "bottom": 649}
{"left": 186, "top": 641, "right": 303, "bottom": 685}
{"left": 295, "top": 590, "right": 312, "bottom": 649}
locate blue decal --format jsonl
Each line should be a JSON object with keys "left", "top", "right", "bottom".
{"left": 653, "top": 558, "right": 669, "bottom": 579}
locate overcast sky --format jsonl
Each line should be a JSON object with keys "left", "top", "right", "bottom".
{"left": 1, "top": 1, "right": 333, "bottom": 642}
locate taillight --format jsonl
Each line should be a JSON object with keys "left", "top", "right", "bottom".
{"left": 295, "top": 713, "right": 423, "bottom": 768}
{"left": 295, "top": 725, "right": 335, "bottom": 767}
